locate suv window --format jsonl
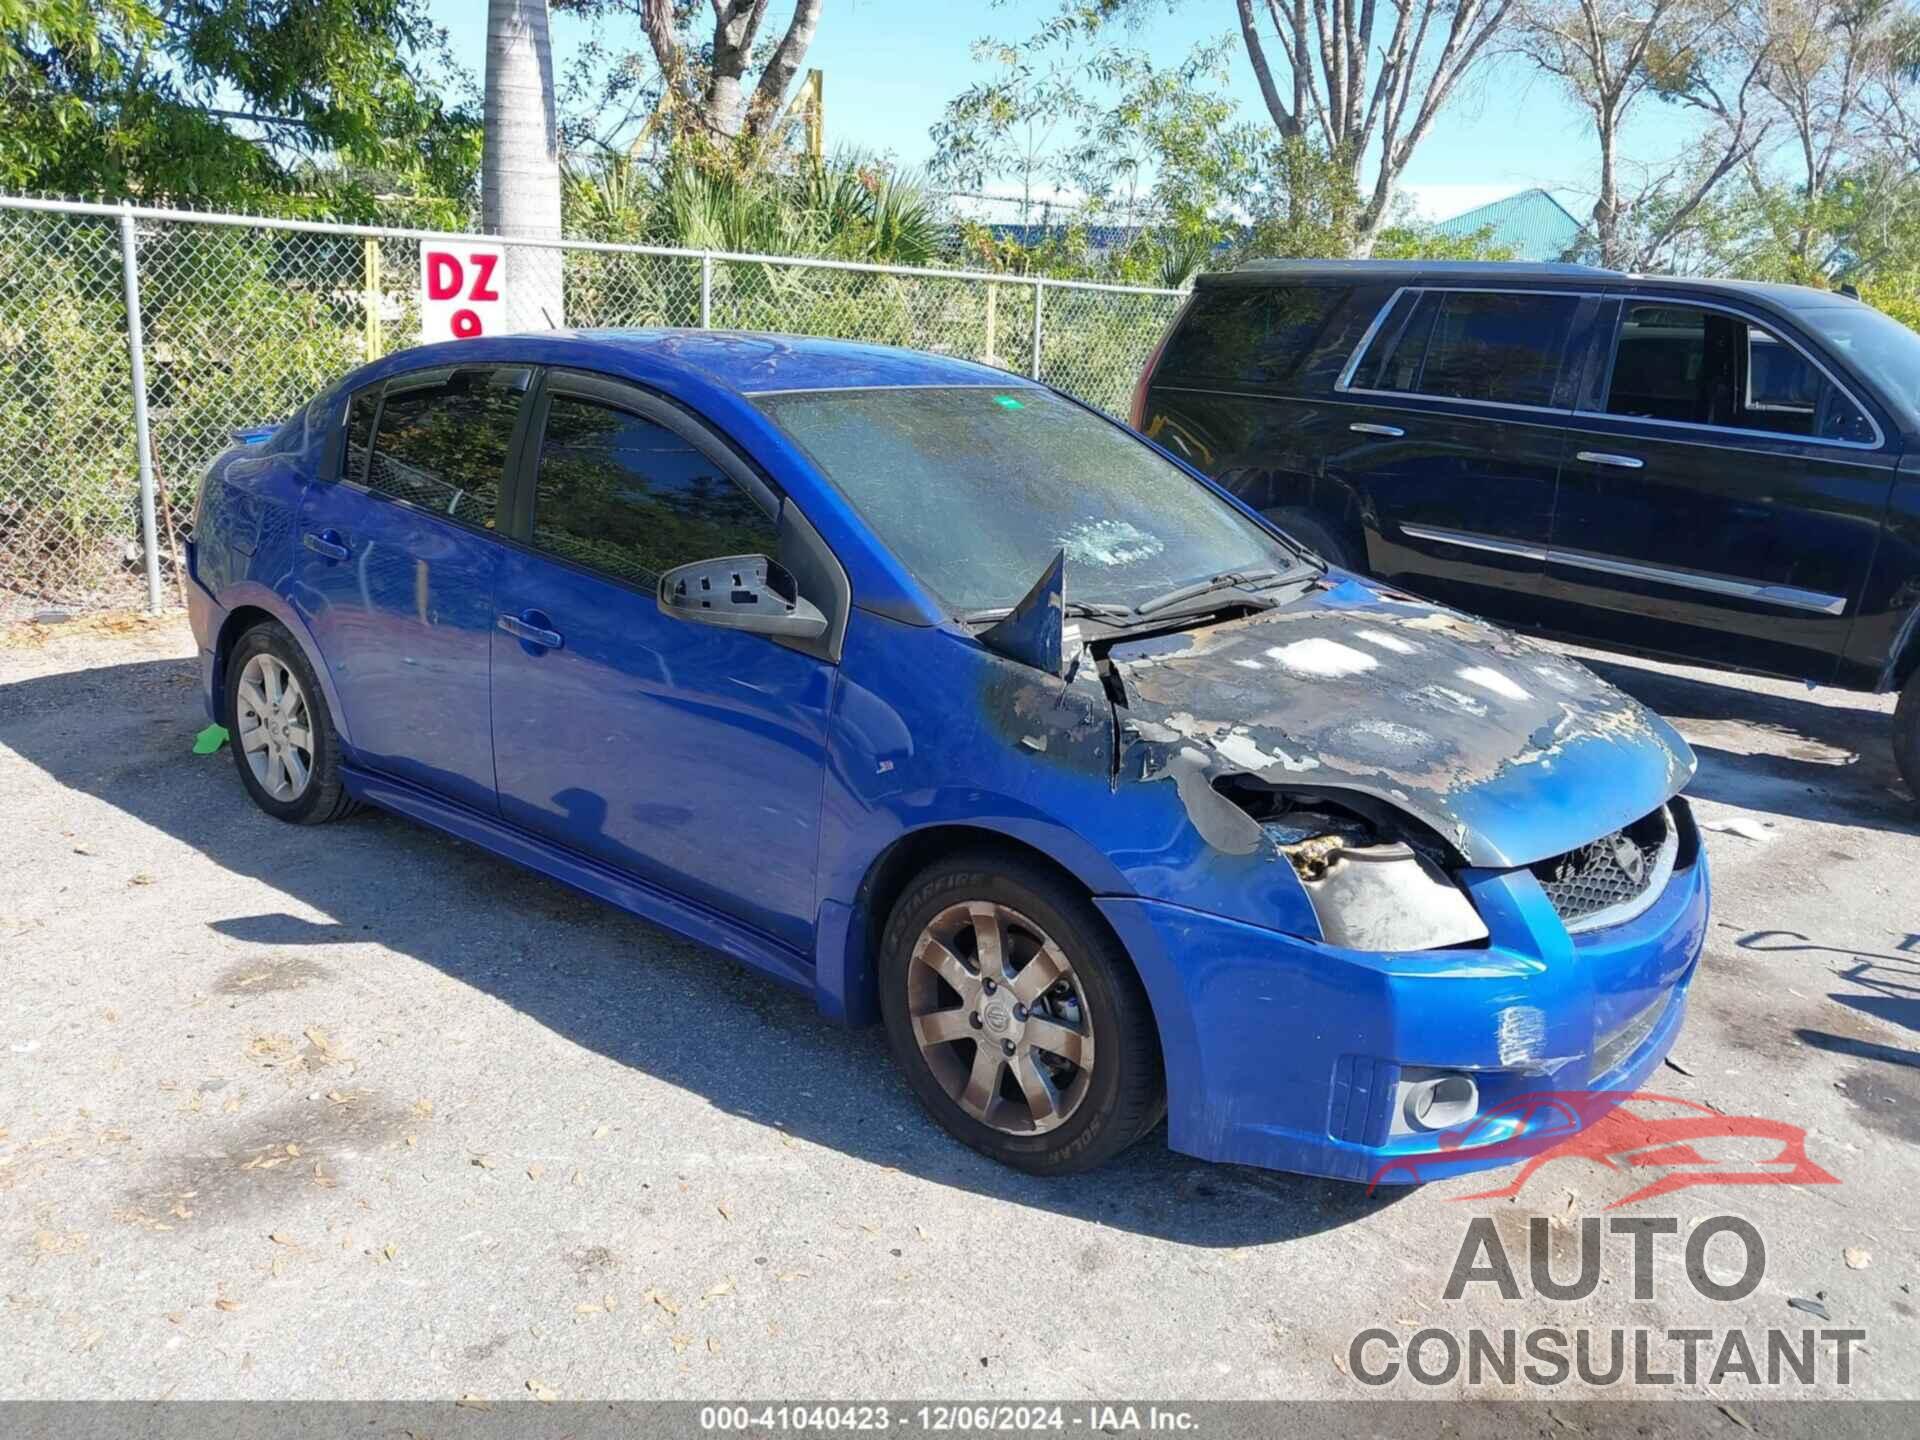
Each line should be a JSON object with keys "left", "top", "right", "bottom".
{"left": 1604, "top": 302, "right": 1874, "bottom": 444}
{"left": 529, "top": 396, "right": 779, "bottom": 588}
{"left": 364, "top": 366, "right": 528, "bottom": 528}
{"left": 1158, "top": 284, "right": 1352, "bottom": 386}
{"left": 1348, "top": 290, "right": 1579, "bottom": 407}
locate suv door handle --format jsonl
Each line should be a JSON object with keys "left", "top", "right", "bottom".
{"left": 498, "top": 611, "right": 564, "bottom": 650}
{"left": 302, "top": 530, "right": 349, "bottom": 561}
{"left": 1576, "top": 450, "right": 1644, "bottom": 469}
{"left": 1349, "top": 422, "right": 1404, "bottom": 438}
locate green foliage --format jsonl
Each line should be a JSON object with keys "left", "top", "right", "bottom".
{"left": 565, "top": 146, "right": 937, "bottom": 265}
{"left": 0, "top": 0, "right": 478, "bottom": 213}
{"left": 0, "top": 210, "right": 372, "bottom": 606}
{"left": 1372, "top": 223, "right": 1516, "bottom": 263}
{"left": 0, "top": 213, "right": 133, "bottom": 597}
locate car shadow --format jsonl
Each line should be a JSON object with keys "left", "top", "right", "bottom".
{"left": 1575, "top": 654, "right": 1917, "bottom": 833}
{"left": 1, "top": 656, "right": 1404, "bottom": 1249}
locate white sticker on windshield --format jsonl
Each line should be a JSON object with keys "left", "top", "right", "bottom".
{"left": 1056, "top": 519, "right": 1165, "bottom": 567}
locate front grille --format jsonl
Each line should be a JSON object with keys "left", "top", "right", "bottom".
{"left": 1529, "top": 807, "right": 1672, "bottom": 930}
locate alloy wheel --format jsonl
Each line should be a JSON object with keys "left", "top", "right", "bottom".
{"left": 906, "top": 901, "right": 1096, "bottom": 1134}
{"left": 236, "top": 652, "right": 314, "bottom": 802}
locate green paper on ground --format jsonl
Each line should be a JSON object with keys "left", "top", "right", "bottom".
{"left": 192, "top": 724, "right": 230, "bottom": 755}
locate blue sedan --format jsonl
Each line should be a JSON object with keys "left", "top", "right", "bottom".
{"left": 187, "top": 331, "right": 1708, "bottom": 1179}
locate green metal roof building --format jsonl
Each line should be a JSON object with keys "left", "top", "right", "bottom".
{"left": 1432, "top": 188, "right": 1584, "bottom": 262}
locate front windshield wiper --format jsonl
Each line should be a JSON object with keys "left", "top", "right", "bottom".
{"left": 961, "top": 599, "right": 1135, "bottom": 625}
{"left": 1133, "top": 567, "right": 1288, "bottom": 617}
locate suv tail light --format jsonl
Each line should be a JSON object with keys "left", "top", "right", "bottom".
{"left": 1129, "top": 297, "right": 1189, "bottom": 431}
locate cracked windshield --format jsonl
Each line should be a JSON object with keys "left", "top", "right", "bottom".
{"left": 753, "top": 386, "right": 1298, "bottom": 613}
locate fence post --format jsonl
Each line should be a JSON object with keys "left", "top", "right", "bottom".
{"left": 984, "top": 282, "right": 998, "bottom": 365}
{"left": 700, "top": 253, "right": 714, "bottom": 328}
{"left": 363, "top": 238, "right": 383, "bottom": 359}
{"left": 119, "top": 206, "right": 163, "bottom": 614}
{"left": 1030, "top": 278, "right": 1044, "bottom": 380}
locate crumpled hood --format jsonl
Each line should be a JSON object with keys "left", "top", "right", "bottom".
{"left": 1107, "top": 578, "right": 1696, "bottom": 868}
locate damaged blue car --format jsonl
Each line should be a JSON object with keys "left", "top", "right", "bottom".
{"left": 187, "top": 332, "right": 1708, "bottom": 1181}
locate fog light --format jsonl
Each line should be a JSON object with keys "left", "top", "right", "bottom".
{"left": 1401, "top": 1073, "right": 1479, "bottom": 1133}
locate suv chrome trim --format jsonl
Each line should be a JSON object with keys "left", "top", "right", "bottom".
{"left": 1401, "top": 524, "right": 1546, "bottom": 563}
{"left": 1574, "top": 450, "right": 1643, "bottom": 469}
{"left": 1402, "top": 525, "right": 1850, "bottom": 616}
{"left": 1335, "top": 286, "right": 1409, "bottom": 392}
{"left": 1548, "top": 546, "right": 1849, "bottom": 616}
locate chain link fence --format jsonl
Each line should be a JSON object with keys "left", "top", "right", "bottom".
{"left": 0, "top": 197, "right": 1186, "bottom": 621}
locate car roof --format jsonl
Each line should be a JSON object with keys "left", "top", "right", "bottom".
{"left": 365, "top": 328, "right": 1028, "bottom": 398}
{"left": 1201, "top": 260, "right": 1859, "bottom": 312}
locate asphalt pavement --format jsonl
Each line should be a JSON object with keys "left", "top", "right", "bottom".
{"left": 1, "top": 615, "right": 1915, "bottom": 1405}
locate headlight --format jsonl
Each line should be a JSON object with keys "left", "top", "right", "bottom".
{"left": 1257, "top": 804, "right": 1489, "bottom": 951}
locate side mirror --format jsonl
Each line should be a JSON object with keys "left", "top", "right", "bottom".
{"left": 657, "top": 553, "right": 828, "bottom": 640}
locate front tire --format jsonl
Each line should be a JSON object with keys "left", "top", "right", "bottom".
{"left": 879, "top": 853, "right": 1164, "bottom": 1174}
{"left": 225, "top": 622, "right": 357, "bottom": 825}
{"left": 1897, "top": 668, "right": 1920, "bottom": 803}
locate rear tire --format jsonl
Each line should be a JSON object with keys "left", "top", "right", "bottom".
{"left": 225, "top": 621, "right": 358, "bottom": 825}
{"left": 879, "top": 853, "right": 1164, "bottom": 1175}
{"left": 1264, "top": 506, "right": 1363, "bottom": 571}
{"left": 1897, "top": 669, "right": 1920, "bottom": 804}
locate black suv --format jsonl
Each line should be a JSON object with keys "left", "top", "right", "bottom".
{"left": 1131, "top": 260, "right": 1920, "bottom": 798}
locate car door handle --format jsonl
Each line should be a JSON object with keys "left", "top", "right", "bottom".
{"left": 1575, "top": 450, "right": 1644, "bottom": 469}
{"left": 302, "top": 530, "right": 349, "bottom": 561}
{"left": 497, "top": 612, "right": 564, "bottom": 649}
{"left": 1349, "top": 422, "right": 1404, "bottom": 438}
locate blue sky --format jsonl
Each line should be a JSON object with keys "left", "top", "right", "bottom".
{"left": 426, "top": 1, "right": 1700, "bottom": 224}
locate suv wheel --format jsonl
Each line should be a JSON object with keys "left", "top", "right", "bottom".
{"left": 879, "top": 853, "right": 1164, "bottom": 1174}
{"left": 226, "top": 622, "right": 357, "bottom": 825}
{"left": 1264, "top": 506, "right": 1362, "bottom": 571}
{"left": 1897, "top": 669, "right": 1920, "bottom": 803}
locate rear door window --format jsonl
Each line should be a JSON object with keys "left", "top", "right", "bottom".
{"left": 1347, "top": 290, "right": 1580, "bottom": 408}
{"left": 1413, "top": 292, "right": 1579, "bottom": 407}
{"left": 363, "top": 366, "right": 529, "bottom": 529}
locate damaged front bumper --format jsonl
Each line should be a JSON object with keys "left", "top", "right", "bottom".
{"left": 1096, "top": 800, "right": 1708, "bottom": 1183}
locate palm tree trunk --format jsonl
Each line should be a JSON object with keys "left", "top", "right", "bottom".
{"left": 483, "top": 0, "right": 564, "bottom": 330}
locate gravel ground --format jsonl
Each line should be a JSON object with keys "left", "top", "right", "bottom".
{"left": 1, "top": 614, "right": 1916, "bottom": 1406}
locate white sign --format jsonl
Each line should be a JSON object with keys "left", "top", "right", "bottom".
{"left": 420, "top": 240, "right": 505, "bottom": 342}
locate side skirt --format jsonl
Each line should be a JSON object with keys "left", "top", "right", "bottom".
{"left": 342, "top": 766, "right": 816, "bottom": 999}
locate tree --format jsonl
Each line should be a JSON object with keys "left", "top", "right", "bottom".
{"left": 1515, "top": 0, "right": 1776, "bottom": 270}
{"left": 1079, "top": 0, "right": 1514, "bottom": 254}
{"left": 931, "top": 36, "right": 1097, "bottom": 228}
{"left": 555, "top": 0, "right": 823, "bottom": 156}
{"left": 932, "top": 18, "right": 1271, "bottom": 253}
{"left": 484, "top": 0, "right": 564, "bottom": 326}
{"left": 0, "top": 0, "right": 473, "bottom": 210}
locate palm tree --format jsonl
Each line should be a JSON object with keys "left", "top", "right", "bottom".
{"left": 483, "top": 0, "right": 564, "bottom": 329}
